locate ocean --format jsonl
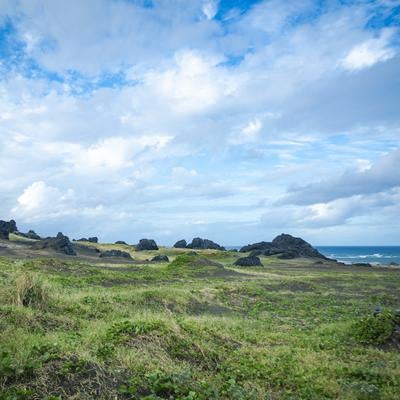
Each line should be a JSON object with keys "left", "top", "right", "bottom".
{"left": 226, "top": 246, "right": 400, "bottom": 265}
{"left": 316, "top": 246, "right": 400, "bottom": 265}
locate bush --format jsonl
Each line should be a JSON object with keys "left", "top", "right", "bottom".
{"left": 14, "top": 272, "right": 49, "bottom": 309}
{"left": 352, "top": 310, "right": 397, "bottom": 345}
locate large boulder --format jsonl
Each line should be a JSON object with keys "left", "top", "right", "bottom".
{"left": 100, "top": 250, "right": 132, "bottom": 259}
{"left": 271, "top": 234, "right": 326, "bottom": 259}
{"left": 17, "top": 230, "right": 41, "bottom": 240}
{"left": 151, "top": 255, "right": 170, "bottom": 263}
{"left": 240, "top": 241, "right": 272, "bottom": 253}
{"left": 186, "top": 237, "right": 225, "bottom": 251}
{"left": 136, "top": 239, "right": 159, "bottom": 251}
{"left": 234, "top": 256, "right": 262, "bottom": 267}
{"left": 32, "top": 232, "right": 76, "bottom": 256}
{"left": 25, "top": 230, "right": 41, "bottom": 240}
{"left": 240, "top": 234, "right": 326, "bottom": 260}
{"left": 173, "top": 239, "right": 187, "bottom": 248}
{"left": 0, "top": 219, "right": 18, "bottom": 240}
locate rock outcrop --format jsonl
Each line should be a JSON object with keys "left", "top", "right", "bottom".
{"left": 100, "top": 250, "right": 132, "bottom": 259}
{"left": 0, "top": 219, "right": 18, "bottom": 240}
{"left": 240, "top": 233, "right": 327, "bottom": 260}
{"left": 115, "top": 240, "right": 128, "bottom": 245}
{"left": 77, "top": 237, "right": 98, "bottom": 243}
{"left": 151, "top": 255, "right": 169, "bottom": 262}
{"left": 173, "top": 239, "right": 187, "bottom": 248}
{"left": 234, "top": 256, "right": 262, "bottom": 267}
{"left": 186, "top": 237, "right": 225, "bottom": 251}
{"left": 17, "top": 230, "right": 41, "bottom": 240}
{"left": 136, "top": 239, "right": 159, "bottom": 251}
{"left": 32, "top": 232, "right": 76, "bottom": 256}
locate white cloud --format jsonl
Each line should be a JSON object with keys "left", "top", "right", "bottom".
{"left": 12, "top": 181, "right": 75, "bottom": 216}
{"left": 202, "top": 1, "right": 219, "bottom": 20}
{"left": 242, "top": 118, "right": 262, "bottom": 140}
{"left": 342, "top": 29, "right": 397, "bottom": 71}
{"left": 144, "top": 49, "right": 241, "bottom": 114}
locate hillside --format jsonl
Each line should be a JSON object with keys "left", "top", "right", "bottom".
{"left": 0, "top": 238, "right": 399, "bottom": 399}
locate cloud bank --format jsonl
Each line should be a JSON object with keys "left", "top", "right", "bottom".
{"left": 0, "top": 0, "right": 399, "bottom": 245}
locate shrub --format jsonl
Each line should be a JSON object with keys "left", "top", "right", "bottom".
{"left": 14, "top": 272, "right": 49, "bottom": 309}
{"left": 352, "top": 310, "right": 397, "bottom": 345}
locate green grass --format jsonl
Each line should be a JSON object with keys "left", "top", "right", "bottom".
{"left": 0, "top": 252, "right": 399, "bottom": 399}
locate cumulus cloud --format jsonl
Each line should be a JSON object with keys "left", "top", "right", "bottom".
{"left": 12, "top": 181, "right": 75, "bottom": 218}
{"left": 1, "top": 0, "right": 400, "bottom": 244}
{"left": 283, "top": 149, "right": 400, "bottom": 205}
{"left": 342, "top": 29, "right": 397, "bottom": 71}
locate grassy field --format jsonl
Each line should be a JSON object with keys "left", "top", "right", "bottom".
{"left": 0, "top": 245, "right": 399, "bottom": 399}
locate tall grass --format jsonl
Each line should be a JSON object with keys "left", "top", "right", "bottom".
{"left": 14, "top": 272, "right": 49, "bottom": 309}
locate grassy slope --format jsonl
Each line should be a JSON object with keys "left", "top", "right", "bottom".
{"left": 0, "top": 248, "right": 399, "bottom": 400}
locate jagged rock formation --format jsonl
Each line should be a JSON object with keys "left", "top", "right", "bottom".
{"left": 234, "top": 256, "right": 262, "bottom": 267}
{"left": 173, "top": 239, "right": 187, "bottom": 248}
{"left": 186, "top": 237, "right": 225, "bottom": 251}
{"left": 32, "top": 232, "right": 76, "bottom": 256}
{"left": 17, "top": 230, "right": 41, "bottom": 240}
{"left": 151, "top": 255, "right": 169, "bottom": 262}
{"left": 136, "top": 239, "right": 159, "bottom": 251}
{"left": 115, "top": 240, "right": 128, "bottom": 245}
{"left": 0, "top": 219, "right": 18, "bottom": 240}
{"left": 240, "top": 233, "right": 327, "bottom": 260}
{"left": 100, "top": 250, "right": 132, "bottom": 259}
{"left": 77, "top": 237, "right": 98, "bottom": 243}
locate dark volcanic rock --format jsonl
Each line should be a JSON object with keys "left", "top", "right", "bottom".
{"left": 115, "top": 240, "right": 128, "bottom": 245}
{"left": 352, "top": 262, "right": 372, "bottom": 267}
{"left": 241, "top": 234, "right": 327, "bottom": 260}
{"left": 16, "top": 230, "right": 41, "bottom": 240}
{"left": 173, "top": 239, "right": 187, "bottom": 248}
{"left": 77, "top": 237, "right": 98, "bottom": 243}
{"left": 100, "top": 250, "right": 132, "bottom": 259}
{"left": 136, "top": 239, "right": 159, "bottom": 251}
{"left": 0, "top": 219, "right": 18, "bottom": 240}
{"left": 151, "top": 255, "right": 170, "bottom": 262}
{"left": 240, "top": 241, "right": 272, "bottom": 253}
{"left": 186, "top": 237, "right": 225, "bottom": 251}
{"left": 32, "top": 232, "right": 76, "bottom": 256}
{"left": 234, "top": 256, "right": 262, "bottom": 267}
{"left": 271, "top": 234, "right": 325, "bottom": 258}
{"left": 24, "top": 230, "right": 41, "bottom": 240}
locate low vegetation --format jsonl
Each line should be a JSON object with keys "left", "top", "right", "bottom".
{"left": 0, "top": 249, "right": 399, "bottom": 399}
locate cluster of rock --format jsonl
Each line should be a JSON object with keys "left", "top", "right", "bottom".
{"left": 0, "top": 219, "right": 18, "bottom": 239}
{"left": 240, "top": 233, "right": 326, "bottom": 260}
{"left": 32, "top": 232, "right": 77, "bottom": 256}
{"left": 0, "top": 220, "right": 41, "bottom": 241}
{"left": 151, "top": 255, "right": 169, "bottom": 262}
{"left": 99, "top": 249, "right": 132, "bottom": 259}
{"left": 173, "top": 237, "right": 225, "bottom": 251}
{"left": 76, "top": 237, "right": 98, "bottom": 243}
{"left": 234, "top": 255, "right": 262, "bottom": 267}
{"left": 136, "top": 239, "right": 159, "bottom": 251}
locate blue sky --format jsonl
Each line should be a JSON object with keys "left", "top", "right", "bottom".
{"left": 0, "top": 0, "right": 399, "bottom": 245}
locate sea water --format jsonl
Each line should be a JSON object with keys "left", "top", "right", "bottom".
{"left": 316, "top": 246, "right": 400, "bottom": 265}
{"left": 226, "top": 246, "right": 400, "bottom": 265}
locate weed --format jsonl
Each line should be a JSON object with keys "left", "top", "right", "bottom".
{"left": 351, "top": 310, "right": 398, "bottom": 345}
{"left": 14, "top": 272, "right": 49, "bottom": 309}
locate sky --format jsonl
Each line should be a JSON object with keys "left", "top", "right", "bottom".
{"left": 0, "top": 0, "right": 399, "bottom": 246}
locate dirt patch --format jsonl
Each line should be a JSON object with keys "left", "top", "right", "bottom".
{"left": 186, "top": 300, "right": 233, "bottom": 316}
{"left": 262, "top": 281, "right": 315, "bottom": 292}
{"left": 28, "top": 355, "right": 130, "bottom": 399}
